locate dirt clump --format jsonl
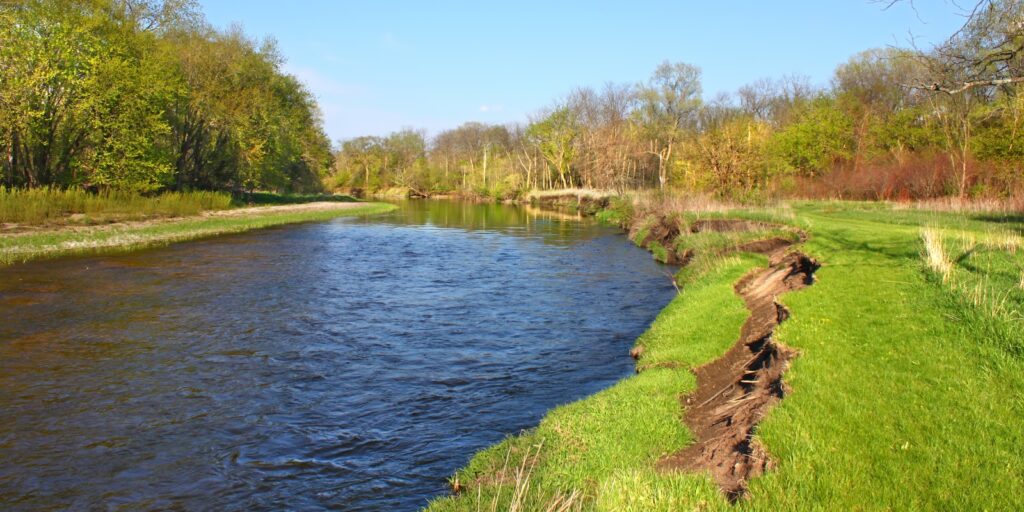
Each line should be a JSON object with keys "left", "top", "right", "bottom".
{"left": 689, "top": 219, "right": 769, "bottom": 233}
{"left": 734, "top": 237, "right": 793, "bottom": 256}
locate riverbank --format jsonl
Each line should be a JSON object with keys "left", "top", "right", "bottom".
{"left": 0, "top": 201, "right": 396, "bottom": 266}
{"left": 428, "top": 200, "right": 1024, "bottom": 510}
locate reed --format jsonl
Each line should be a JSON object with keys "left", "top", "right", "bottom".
{"left": 0, "top": 187, "right": 234, "bottom": 225}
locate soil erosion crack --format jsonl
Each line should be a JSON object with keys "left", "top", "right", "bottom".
{"left": 657, "top": 243, "right": 819, "bottom": 502}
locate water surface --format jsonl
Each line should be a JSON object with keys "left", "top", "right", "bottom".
{"left": 0, "top": 200, "right": 676, "bottom": 511}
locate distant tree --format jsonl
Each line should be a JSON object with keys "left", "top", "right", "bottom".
{"left": 385, "top": 129, "right": 428, "bottom": 193}
{"left": 685, "top": 99, "right": 771, "bottom": 195}
{"left": 737, "top": 74, "right": 814, "bottom": 126}
{"left": 769, "top": 96, "right": 854, "bottom": 176}
{"left": 632, "top": 61, "right": 702, "bottom": 189}
{"left": 339, "top": 136, "right": 385, "bottom": 191}
{"left": 565, "top": 83, "right": 641, "bottom": 190}
{"left": 427, "top": 122, "right": 509, "bottom": 190}
{"left": 832, "top": 48, "right": 926, "bottom": 168}
{"left": 527, "top": 108, "right": 578, "bottom": 189}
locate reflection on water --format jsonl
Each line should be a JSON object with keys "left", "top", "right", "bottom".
{"left": 0, "top": 200, "right": 676, "bottom": 511}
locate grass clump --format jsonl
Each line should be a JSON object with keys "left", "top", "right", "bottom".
{"left": 921, "top": 228, "right": 953, "bottom": 281}
{"left": 594, "top": 196, "right": 632, "bottom": 227}
{"left": 647, "top": 241, "right": 670, "bottom": 264}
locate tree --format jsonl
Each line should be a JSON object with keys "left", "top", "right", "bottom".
{"left": 738, "top": 74, "right": 814, "bottom": 126}
{"left": 769, "top": 96, "right": 854, "bottom": 176}
{"left": 385, "top": 129, "right": 428, "bottom": 193}
{"left": 685, "top": 99, "right": 771, "bottom": 195}
{"left": 527, "top": 107, "right": 578, "bottom": 189}
{"left": 833, "top": 48, "right": 926, "bottom": 168}
{"left": 0, "top": 0, "right": 330, "bottom": 193}
{"left": 339, "top": 136, "right": 385, "bottom": 191}
{"left": 886, "top": 1, "right": 1024, "bottom": 196}
{"left": 632, "top": 61, "right": 702, "bottom": 189}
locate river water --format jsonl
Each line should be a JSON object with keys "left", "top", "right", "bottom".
{"left": 0, "top": 200, "right": 677, "bottom": 511}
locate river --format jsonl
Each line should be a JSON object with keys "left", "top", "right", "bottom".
{"left": 0, "top": 200, "right": 677, "bottom": 511}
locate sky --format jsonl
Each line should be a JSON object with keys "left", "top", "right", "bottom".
{"left": 197, "top": 1, "right": 969, "bottom": 143}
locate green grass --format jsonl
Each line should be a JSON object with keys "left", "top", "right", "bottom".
{"left": 427, "top": 200, "right": 1024, "bottom": 511}
{"left": 0, "top": 187, "right": 234, "bottom": 225}
{"left": 0, "top": 202, "right": 395, "bottom": 266}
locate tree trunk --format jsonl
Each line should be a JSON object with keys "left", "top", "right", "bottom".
{"left": 482, "top": 147, "right": 488, "bottom": 189}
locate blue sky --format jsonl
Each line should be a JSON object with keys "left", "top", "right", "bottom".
{"left": 197, "top": 1, "right": 967, "bottom": 142}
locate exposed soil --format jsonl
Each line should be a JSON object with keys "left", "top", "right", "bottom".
{"left": 689, "top": 219, "right": 771, "bottom": 233}
{"left": 656, "top": 244, "right": 819, "bottom": 501}
{"left": 630, "top": 216, "right": 693, "bottom": 265}
{"left": 629, "top": 216, "right": 806, "bottom": 267}
{"left": 734, "top": 237, "right": 793, "bottom": 255}
{"left": 529, "top": 190, "right": 613, "bottom": 214}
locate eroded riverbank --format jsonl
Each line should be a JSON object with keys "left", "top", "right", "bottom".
{"left": 430, "top": 201, "right": 1024, "bottom": 511}
{"left": 429, "top": 209, "right": 817, "bottom": 510}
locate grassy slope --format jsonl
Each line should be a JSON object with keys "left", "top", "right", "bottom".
{"left": 427, "top": 202, "right": 1024, "bottom": 511}
{"left": 0, "top": 202, "right": 396, "bottom": 266}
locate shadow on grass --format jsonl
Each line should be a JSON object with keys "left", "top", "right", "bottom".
{"left": 810, "top": 228, "right": 921, "bottom": 265}
{"left": 971, "top": 214, "right": 1024, "bottom": 235}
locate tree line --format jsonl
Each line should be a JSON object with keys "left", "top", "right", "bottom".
{"left": 333, "top": 0, "right": 1023, "bottom": 200}
{"left": 3, "top": 1, "right": 1019, "bottom": 201}
{"left": 0, "top": 0, "right": 331, "bottom": 194}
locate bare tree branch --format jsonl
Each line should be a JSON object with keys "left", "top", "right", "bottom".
{"left": 884, "top": 0, "right": 1024, "bottom": 95}
{"left": 903, "top": 76, "right": 1024, "bottom": 94}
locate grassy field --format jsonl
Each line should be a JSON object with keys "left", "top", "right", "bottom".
{"left": 427, "top": 200, "right": 1024, "bottom": 510}
{"left": 0, "top": 202, "right": 395, "bottom": 266}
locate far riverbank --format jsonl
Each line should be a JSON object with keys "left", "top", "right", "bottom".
{"left": 0, "top": 201, "right": 396, "bottom": 266}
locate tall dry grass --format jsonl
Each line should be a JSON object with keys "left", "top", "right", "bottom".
{"left": 525, "top": 188, "right": 616, "bottom": 202}
{"left": 626, "top": 189, "right": 736, "bottom": 218}
{"left": 921, "top": 228, "right": 953, "bottom": 282}
{"left": 893, "top": 196, "right": 1024, "bottom": 214}
{"left": 0, "top": 187, "right": 233, "bottom": 225}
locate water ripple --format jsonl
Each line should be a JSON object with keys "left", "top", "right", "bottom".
{"left": 0, "top": 201, "right": 676, "bottom": 511}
